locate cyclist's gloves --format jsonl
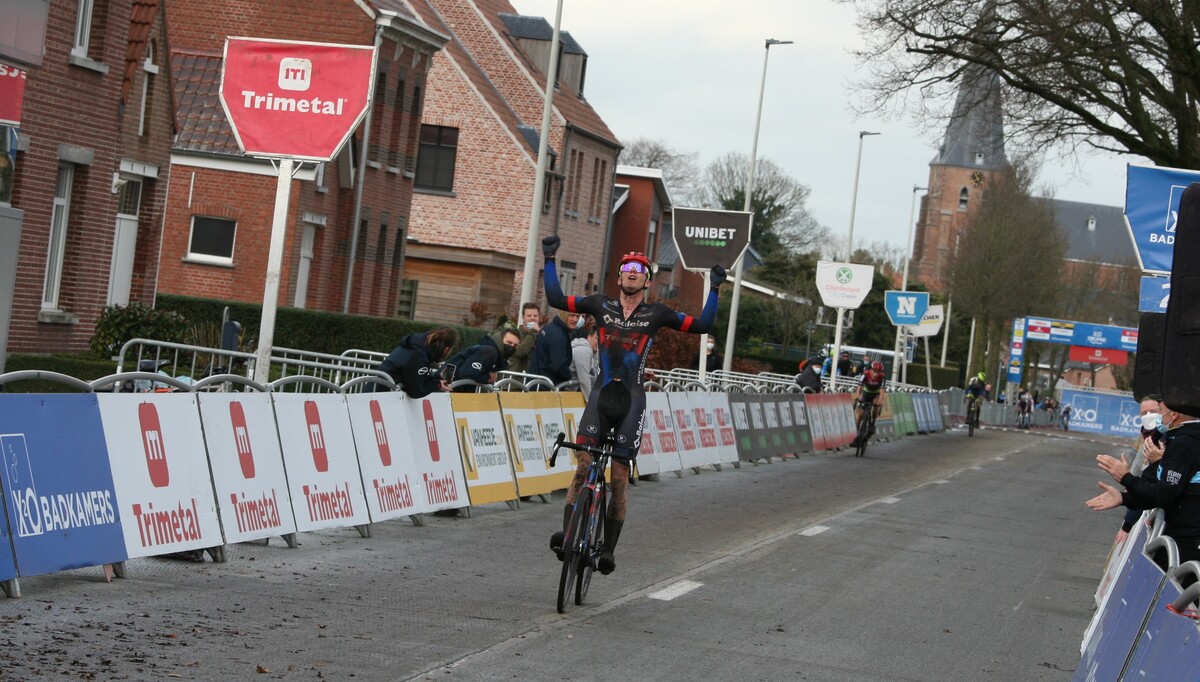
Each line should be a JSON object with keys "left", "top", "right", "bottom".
{"left": 542, "top": 235, "right": 561, "bottom": 259}
{"left": 710, "top": 264, "right": 727, "bottom": 287}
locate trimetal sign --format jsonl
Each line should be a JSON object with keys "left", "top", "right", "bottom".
{"left": 0, "top": 63, "right": 28, "bottom": 127}
{"left": 1069, "top": 346, "right": 1129, "bottom": 366}
{"left": 815, "top": 261, "right": 874, "bottom": 309}
{"left": 671, "top": 207, "right": 753, "bottom": 271}
{"left": 219, "top": 37, "right": 376, "bottom": 161}
{"left": 883, "top": 290, "right": 929, "bottom": 326}
{"left": 1125, "top": 164, "right": 1200, "bottom": 274}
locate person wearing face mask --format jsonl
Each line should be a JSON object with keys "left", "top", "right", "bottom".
{"left": 443, "top": 329, "right": 520, "bottom": 392}
{"left": 528, "top": 310, "right": 577, "bottom": 388}
{"left": 691, "top": 336, "right": 723, "bottom": 371}
{"left": 1113, "top": 395, "right": 1168, "bottom": 543}
{"left": 1088, "top": 400, "right": 1200, "bottom": 563}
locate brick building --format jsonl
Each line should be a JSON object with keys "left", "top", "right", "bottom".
{"left": 1, "top": 0, "right": 175, "bottom": 361}
{"left": 161, "top": 1, "right": 447, "bottom": 319}
{"left": 403, "top": 0, "right": 621, "bottom": 325}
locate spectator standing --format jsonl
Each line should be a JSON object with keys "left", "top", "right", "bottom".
{"left": 493, "top": 302, "right": 541, "bottom": 374}
{"left": 529, "top": 311, "right": 573, "bottom": 387}
{"left": 571, "top": 324, "right": 599, "bottom": 399}
{"left": 691, "top": 337, "right": 723, "bottom": 371}
{"left": 373, "top": 327, "right": 459, "bottom": 398}
{"left": 444, "top": 329, "right": 520, "bottom": 392}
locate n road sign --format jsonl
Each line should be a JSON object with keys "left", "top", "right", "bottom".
{"left": 883, "top": 290, "right": 929, "bottom": 326}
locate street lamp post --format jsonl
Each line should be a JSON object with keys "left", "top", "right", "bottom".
{"left": 892, "top": 185, "right": 926, "bottom": 384}
{"left": 721, "top": 38, "right": 792, "bottom": 373}
{"left": 826, "top": 130, "right": 878, "bottom": 389}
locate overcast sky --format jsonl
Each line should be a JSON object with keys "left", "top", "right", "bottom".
{"left": 514, "top": 0, "right": 1142, "bottom": 254}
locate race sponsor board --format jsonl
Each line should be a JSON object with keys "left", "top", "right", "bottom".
{"left": 271, "top": 393, "right": 370, "bottom": 533}
{"left": 671, "top": 392, "right": 715, "bottom": 469}
{"left": 815, "top": 261, "right": 875, "bottom": 309}
{"left": 1008, "top": 317, "right": 1026, "bottom": 383}
{"left": 344, "top": 392, "right": 425, "bottom": 523}
{"left": 197, "top": 393, "right": 297, "bottom": 543}
{"left": 672, "top": 207, "right": 753, "bottom": 271}
{"left": 1069, "top": 346, "right": 1130, "bottom": 366}
{"left": 1125, "top": 163, "right": 1200, "bottom": 274}
{"left": 1061, "top": 389, "right": 1139, "bottom": 437}
{"left": 450, "top": 393, "right": 518, "bottom": 505}
{"left": 707, "top": 393, "right": 742, "bottom": 462}
{"left": 787, "top": 396, "right": 814, "bottom": 453}
{"left": 1139, "top": 275, "right": 1170, "bottom": 313}
{"left": 883, "top": 290, "right": 930, "bottom": 326}
{"left": 642, "top": 392, "right": 683, "bottom": 474}
{"left": 405, "top": 395, "right": 468, "bottom": 512}
{"left": 0, "top": 394, "right": 126, "bottom": 576}
{"left": 726, "top": 393, "right": 757, "bottom": 462}
{"left": 906, "top": 304, "right": 945, "bottom": 338}
{"left": 498, "top": 392, "right": 573, "bottom": 497}
{"left": 97, "top": 394, "right": 223, "bottom": 559}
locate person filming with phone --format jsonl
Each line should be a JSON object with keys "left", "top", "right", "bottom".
{"left": 372, "top": 327, "right": 459, "bottom": 398}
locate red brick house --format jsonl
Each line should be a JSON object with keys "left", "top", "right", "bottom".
{"left": 161, "top": 1, "right": 446, "bottom": 318}
{"left": 403, "top": 0, "right": 622, "bottom": 325}
{"left": 1, "top": 0, "right": 175, "bottom": 362}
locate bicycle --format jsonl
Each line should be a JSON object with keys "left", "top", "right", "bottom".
{"left": 966, "top": 397, "right": 981, "bottom": 437}
{"left": 1016, "top": 405, "right": 1031, "bottom": 430}
{"left": 549, "top": 432, "right": 613, "bottom": 614}
{"left": 853, "top": 397, "right": 877, "bottom": 457}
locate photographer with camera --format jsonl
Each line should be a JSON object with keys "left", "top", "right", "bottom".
{"left": 372, "top": 327, "right": 460, "bottom": 398}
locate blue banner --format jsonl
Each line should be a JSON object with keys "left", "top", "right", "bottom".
{"left": 1072, "top": 322, "right": 1139, "bottom": 352}
{"left": 1061, "top": 389, "right": 1139, "bottom": 438}
{"left": 1008, "top": 317, "right": 1026, "bottom": 384}
{"left": 1125, "top": 164, "right": 1200, "bottom": 274}
{"left": 1139, "top": 276, "right": 1169, "bottom": 313}
{"left": 883, "top": 291, "right": 929, "bottom": 326}
{"left": 0, "top": 395, "right": 128, "bottom": 576}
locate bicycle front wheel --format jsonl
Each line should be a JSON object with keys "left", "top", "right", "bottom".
{"left": 576, "top": 486, "right": 606, "bottom": 605}
{"left": 557, "top": 490, "right": 591, "bottom": 614}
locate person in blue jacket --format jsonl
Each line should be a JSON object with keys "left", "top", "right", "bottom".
{"left": 444, "top": 329, "right": 520, "bottom": 391}
{"left": 528, "top": 312, "right": 574, "bottom": 387}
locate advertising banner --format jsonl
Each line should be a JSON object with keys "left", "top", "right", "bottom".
{"left": 450, "top": 393, "right": 518, "bottom": 505}
{"left": 344, "top": 392, "right": 425, "bottom": 523}
{"left": 641, "top": 393, "right": 682, "bottom": 475}
{"left": 0, "top": 64, "right": 28, "bottom": 127}
{"left": 747, "top": 395, "right": 769, "bottom": 455}
{"left": 405, "top": 395, "right": 468, "bottom": 512}
{"left": 1125, "top": 163, "right": 1200, "bottom": 274}
{"left": 558, "top": 392, "right": 586, "bottom": 445}
{"left": 197, "top": 393, "right": 297, "bottom": 543}
{"left": 271, "top": 393, "right": 370, "bottom": 533}
{"left": 0, "top": 395, "right": 126, "bottom": 576}
{"left": 761, "top": 396, "right": 786, "bottom": 457}
{"left": 498, "top": 392, "right": 573, "bottom": 497}
{"left": 97, "top": 394, "right": 223, "bottom": 559}
{"left": 1139, "top": 275, "right": 1170, "bottom": 313}
{"left": 1061, "top": 389, "right": 1140, "bottom": 437}
{"left": 671, "top": 207, "right": 753, "bottom": 271}
{"left": 1008, "top": 317, "right": 1026, "bottom": 384}
{"left": 669, "top": 392, "right": 708, "bottom": 469}
{"left": 805, "top": 394, "right": 828, "bottom": 452}
{"left": 883, "top": 290, "right": 930, "bottom": 326}
{"left": 707, "top": 393, "right": 742, "bottom": 462}
{"left": 726, "top": 393, "right": 757, "bottom": 462}
{"left": 1069, "top": 345, "right": 1130, "bottom": 366}
{"left": 786, "top": 395, "right": 814, "bottom": 453}
{"left": 816, "top": 261, "right": 875, "bottom": 309}
{"left": 684, "top": 392, "right": 722, "bottom": 467}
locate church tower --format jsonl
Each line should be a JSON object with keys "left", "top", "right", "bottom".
{"left": 911, "top": 66, "right": 1008, "bottom": 293}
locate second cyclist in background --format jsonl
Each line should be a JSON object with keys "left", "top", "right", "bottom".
{"left": 1016, "top": 385, "right": 1033, "bottom": 428}
{"left": 851, "top": 360, "right": 887, "bottom": 447}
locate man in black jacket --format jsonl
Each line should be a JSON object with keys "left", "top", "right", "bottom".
{"left": 444, "top": 330, "right": 520, "bottom": 391}
{"left": 372, "top": 327, "right": 459, "bottom": 398}
{"left": 1089, "top": 406, "right": 1200, "bottom": 563}
{"left": 528, "top": 312, "right": 573, "bottom": 387}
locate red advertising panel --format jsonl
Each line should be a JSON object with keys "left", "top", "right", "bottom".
{"left": 229, "top": 401, "right": 256, "bottom": 479}
{"left": 219, "top": 37, "right": 376, "bottom": 160}
{"left": 423, "top": 399, "right": 441, "bottom": 462}
{"left": 1069, "top": 345, "right": 1129, "bottom": 366}
{"left": 138, "top": 403, "right": 170, "bottom": 488}
{"left": 304, "top": 400, "right": 329, "bottom": 472}
{"left": 0, "top": 64, "right": 28, "bottom": 126}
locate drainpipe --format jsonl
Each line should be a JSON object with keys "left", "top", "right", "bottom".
{"left": 343, "top": 24, "right": 385, "bottom": 313}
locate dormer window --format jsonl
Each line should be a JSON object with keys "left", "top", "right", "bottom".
{"left": 1087, "top": 216, "right": 1097, "bottom": 232}
{"left": 974, "top": 151, "right": 985, "bottom": 165}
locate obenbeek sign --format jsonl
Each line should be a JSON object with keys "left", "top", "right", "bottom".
{"left": 219, "top": 37, "right": 377, "bottom": 161}
{"left": 672, "top": 207, "right": 753, "bottom": 271}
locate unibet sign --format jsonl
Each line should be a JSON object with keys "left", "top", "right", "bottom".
{"left": 219, "top": 37, "right": 377, "bottom": 161}
{"left": 672, "top": 207, "right": 753, "bottom": 271}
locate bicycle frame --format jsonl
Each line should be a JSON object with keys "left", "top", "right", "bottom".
{"left": 550, "top": 433, "right": 613, "bottom": 612}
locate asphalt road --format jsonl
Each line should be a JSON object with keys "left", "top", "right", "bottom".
{"left": 0, "top": 425, "right": 1131, "bottom": 681}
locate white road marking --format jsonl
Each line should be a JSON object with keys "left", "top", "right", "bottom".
{"left": 648, "top": 580, "right": 703, "bottom": 601}
{"left": 935, "top": 480, "right": 950, "bottom": 484}
{"left": 971, "top": 466, "right": 983, "bottom": 470}
{"left": 799, "top": 525, "right": 829, "bottom": 536}
{"left": 879, "top": 497, "right": 901, "bottom": 504}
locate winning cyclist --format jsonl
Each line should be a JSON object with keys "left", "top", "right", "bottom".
{"left": 965, "top": 372, "right": 986, "bottom": 423}
{"left": 851, "top": 360, "right": 887, "bottom": 446}
{"left": 542, "top": 236, "right": 725, "bottom": 575}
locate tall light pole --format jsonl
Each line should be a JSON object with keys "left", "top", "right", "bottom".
{"left": 722, "top": 38, "right": 792, "bottom": 372}
{"left": 519, "top": 0, "right": 564, "bottom": 309}
{"left": 826, "top": 130, "right": 878, "bottom": 388}
{"left": 892, "top": 185, "right": 926, "bottom": 383}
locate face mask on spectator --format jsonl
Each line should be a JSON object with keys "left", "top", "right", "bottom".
{"left": 1141, "top": 412, "right": 1161, "bottom": 431}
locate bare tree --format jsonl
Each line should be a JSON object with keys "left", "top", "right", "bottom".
{"left": 618, "top": 137, "right": 703, "bottom": 206}
{"left": 846, "top": 0, "right": 1200, "bottom": 167}
{"left": 698, "top": 152, "right": 828, "bottom": 256}
{"left": 949, "top": 161, "right": 1067, "bottom": 377}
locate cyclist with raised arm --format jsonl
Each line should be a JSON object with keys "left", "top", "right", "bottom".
{"left": 542, "top": 236, "right": 725, "bottom": 575}
{"left": 851, "top": 360, "right": 887, "bottom": 446}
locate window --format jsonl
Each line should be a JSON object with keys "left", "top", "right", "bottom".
{"left": 42, "top": 164, "right": 74, "bottom": 309}
{"left": 370, "top": 68, "right": 388, "bottom": 163}
{"left": 559, "top": 260, "right": 577, "bottom": 295}
{"left": 958, "top": 187, "right": 969, "bottom": 211}
{"left": 415, "top": 125, "right": 458, "bottom": 191}
{"left": 0, "top": 126, "right": 16, "bottom": 203}
{"left": 376, "top": 213, "right": 389, "bottom": 262}
{"left": 187, "top": 216, "right": 236, "bottom": 264}
{"left": 117, "top": 177, "right": 141, "bottom": 216}
{"left": 589, "top": 159, "right": 607, "bottom": 220}
{"left": 388, "top": 73, "right": 407, "bottom": 168}
{"left": 72, "top": 0, "right": 94, "bottom": 57}
{"left": 138, "top": 40, "right": 159, "bottom": 137}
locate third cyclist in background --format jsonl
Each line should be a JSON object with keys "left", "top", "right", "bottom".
{"left": 851, "top": 360, "right": 887, "bottom": 447}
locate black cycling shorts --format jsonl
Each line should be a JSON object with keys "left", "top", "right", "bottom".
{"left": 577, "top": 380, "right": 645, "bottom": 461}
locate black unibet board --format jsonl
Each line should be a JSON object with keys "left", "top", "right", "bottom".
{"left": 671, "top": 207, "right": 752, "bottom": 271}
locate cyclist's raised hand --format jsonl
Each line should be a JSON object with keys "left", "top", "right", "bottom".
{"left": 542, "top": 235, "right": 561, "bottom": 258}
{"left": 710, "top": 264, "right": 727, "bottom": 287}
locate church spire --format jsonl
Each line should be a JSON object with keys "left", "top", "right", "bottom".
{"left": 933, "top": 63, "right": 1007, "bottom": 170}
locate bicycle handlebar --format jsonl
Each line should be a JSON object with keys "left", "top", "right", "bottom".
{"left": 548, "top": 432, "right": 613, "bottom": 467}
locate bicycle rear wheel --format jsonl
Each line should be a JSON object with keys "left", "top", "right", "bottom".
{"left": 557, "top": 490, "right": 591, "bottom": 614}
{"left": 576, "top": 486, "right": 605, "bottom": 605}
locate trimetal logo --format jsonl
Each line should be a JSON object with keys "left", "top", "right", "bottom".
{"left": 423, "top": 400, "right": 440, "bottom": 462}
{"left": 138, "top": 403, "right": 170, "bottom": 488}
{"left": 278, "top": 57, "right": 312, "bottom": 91}
{"left": 304, "top": 400, "right": 328, "bottom": 472}
{"left": 369, "top": 400, "right": 392, "bottom": 466}
{"left": 229, "top": 401, "right": 255, "bottom": 479}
